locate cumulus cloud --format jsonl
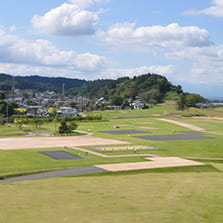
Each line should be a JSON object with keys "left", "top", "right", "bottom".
{"left": 69, "top": 0, "right": 109, "bottom": 9}
{"left": 184, "top": 0, "right": 223, "bottom": 17}
{"left": 102, "top": 65, "right": 174, "bottom": 79}
{"left": 0, "top": 28, "right": 108, "bottom": 77}
{"left": 96, "top": 23, "right": 212, "bottom": 49}
{"left": 0, "top": 28, "right": 18, "bottom": 46}
{"left": 32, "top": 3, "right": 99, "bottom": 36}
{"left": 0, "top": 63, "right": 84, "bottom": 78}
{"left": 165, "top": 44, "right": 223, "bottom": 85}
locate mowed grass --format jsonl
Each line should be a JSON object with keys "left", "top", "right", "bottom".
{"left": 162, "top": 116, "right": 223, "bottom": 133}
{"left": 1, "top": 105, "right": 223, "bottom": 222}
{"left": 85, "top": 103, "right": 223, "bottom": 119}
{"left": 1, "top": 172, "right": 223, "bottom": 223}
{"left": 1, "top": 106, "right": 223, "bottom": 177}
{"left": 0, "top": 148, "right": 146, "bottom": 177}
{"left": 77, "top": 116, "right": 223, "bottom": 158}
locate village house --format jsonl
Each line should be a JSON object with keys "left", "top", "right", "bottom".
{"left": 56, "top": 107, "right": 77, "bottom": 117}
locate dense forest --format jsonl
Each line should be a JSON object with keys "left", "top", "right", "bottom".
{"left": 0, "top": 73, "right": 184, "bottom": 104}
{"left": 0, "top": 73, "right": 86, "bottom": 92}
{"left": 68, "top": 73, "right": 183, "bottom": 104}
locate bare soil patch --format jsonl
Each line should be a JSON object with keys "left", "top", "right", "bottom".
{"left": 158, "top": 118, "right": 205, "bottom": 131}
{"left": 0, "top": 135, "right": 128, "bottom": 150}
{"left": 192, "top": 116, "right": 223, "bottom": 120}
{"left": 139, "top": 126, "right": 160, "bottom": 130}
{"left": 136, "top": 122, "right": 153, "bottom": 124}
{"left": 96, "top": 157, "right": 204, "bottom": 171}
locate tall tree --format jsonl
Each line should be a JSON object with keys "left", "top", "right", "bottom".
{"left": 177, "top": 93, "right": 187, "bottom": 110}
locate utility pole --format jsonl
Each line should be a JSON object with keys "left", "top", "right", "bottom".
{"left": 6, "top": 103, "right": 9, "bottom": 124}
{"left": 11, "top": 76, "right": 15, "bottom": 101}
{"left": 62, "top": 83, "right": 65, "bottom": 99}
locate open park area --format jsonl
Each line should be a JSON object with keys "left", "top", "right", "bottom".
{"left": 1, "top": 105, "right": 223, "bottom": 222}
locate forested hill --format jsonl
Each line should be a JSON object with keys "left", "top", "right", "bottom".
{"left": 0, "top": 73, "right": 86, "bottom": 92}
{"left": 68, "top": 73, "right": 183, "bottom": 102}
{"left": 0, "top": 73, "right": 183, "bottom": 103}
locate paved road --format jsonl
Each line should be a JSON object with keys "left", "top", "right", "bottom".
{"left": 0, "top": 166, "right": 106, "bottom": 183}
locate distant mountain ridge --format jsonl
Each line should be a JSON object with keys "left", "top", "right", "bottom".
{"left": 0, "top": 73, "right": 86, "bottom": 92}
{"left": 0, "top": 73, "right": 183, "bottom": 103}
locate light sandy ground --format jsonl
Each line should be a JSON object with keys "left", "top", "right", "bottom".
{"left": 192, "top": 116, "right": 223, "bottom": 120}
{"left": 0, "top": 135, "right": 128, "bottom": 150}
{"left": 96, "top": 157, "right": 204, "bottom": 171}
{"left": 137, "top": 122, "right": 153, "bottom": 124}
{"left": 158, "top": 118, "right": 205, "bottom": 131}
{"left": 139, "top": 126, "right": 160, "bottom": 130}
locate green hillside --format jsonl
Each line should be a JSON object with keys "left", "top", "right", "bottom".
{"left": 0, "top": 73, "right": 183, "bottom": 103}
{"left": 68, "top": 73, "right": 183, "bottom": 102}
{"left": 0, "top": 73, "right": 86, "bottom": 92}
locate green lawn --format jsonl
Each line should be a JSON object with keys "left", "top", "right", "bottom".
{"left": 1, "top": 108, "right": 223, "bottom": 177}
{"left": 1, "top": 105, "right": 223, "bottom": 222}
{"left": 84, "top": 103, "right": 223, "bottom": 119}
{"left": 0, "top": 148, "right": 146, "bottom": 178}
{"left": 1, "top": 172, "right": 223, "bottom": 223}
{"left": 77, "top": 116, "right": 223, "bottom": 158}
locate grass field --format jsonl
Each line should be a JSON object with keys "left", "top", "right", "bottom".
{"left": 0, "top": 148, "right": 146, "bottom": 178}
{"left": 78, "top": 116, "right": 223, "bottom": 158}
{"left": 1, "top": 172, "right": 223, "bottom": 223}
{"left": 1, "top": 104, "right": 223, "bottom": 222}
{"left": 85, "top": 103, "right": 223, "bottom": 119}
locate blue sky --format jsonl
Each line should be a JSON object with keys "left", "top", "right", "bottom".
{"left": 0, "top": 0, "right": 223, "bottom": 98}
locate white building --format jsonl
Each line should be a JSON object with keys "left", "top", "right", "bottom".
{"left": 56, "top": 107, "right": 77, "bottom": 117}
{"left": 131, "top": 100, "right": 144, "bottom": 109}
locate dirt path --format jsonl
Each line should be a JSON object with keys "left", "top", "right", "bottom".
{"left": 158, "top": 118, "right": 205, "bottom": 131}
{"left": 0, "top": 135, "right": 128, "bottom": 150}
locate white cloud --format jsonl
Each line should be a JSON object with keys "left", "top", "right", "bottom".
{"left": 0, "top": 28, "right": 18, "bottom": 46}
{"left": 165, "top": 44, "right": 223, "bottom": 85}
{"left": 97, "top": 23, "right": 212, "bottom": 50}
{"left": 0, "top": 28, "right": 108, "bottom": 77}
{"left": 31, "top": 0, "right": 109, "bottom": 36}
{"left": 0, "top": 62, "right": 90, "bottom": 79}
{"left": 69, "top": 0, "right": 109, "bottom": 9}
{"left": 184, "top": 0, "right": 223, "bottom": 17}
{"left": 9, "top": 25, "right": 17, "bottom": 32}
{"left": 32, "top": 2, "right": 99, "bottom": 36}
{"left": 102, "top": 65, "right": 174, "bottom": 79}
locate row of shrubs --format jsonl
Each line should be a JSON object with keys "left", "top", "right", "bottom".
{"left": 0, "top": 114, "right": 103, "bottom": 125}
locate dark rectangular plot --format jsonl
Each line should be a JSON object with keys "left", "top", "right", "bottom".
{"left": 40, "top": 151, "right": 83, "bottom": 160}
{"left": 134, "top": 134, "right": 214, "bottom": 141}
{"left": 100, "top": 130, "right": 149, "bottom": 135}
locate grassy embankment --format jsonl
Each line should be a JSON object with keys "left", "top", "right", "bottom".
{"left": 1, "top": 172, "right": 223, "bottom": 223}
